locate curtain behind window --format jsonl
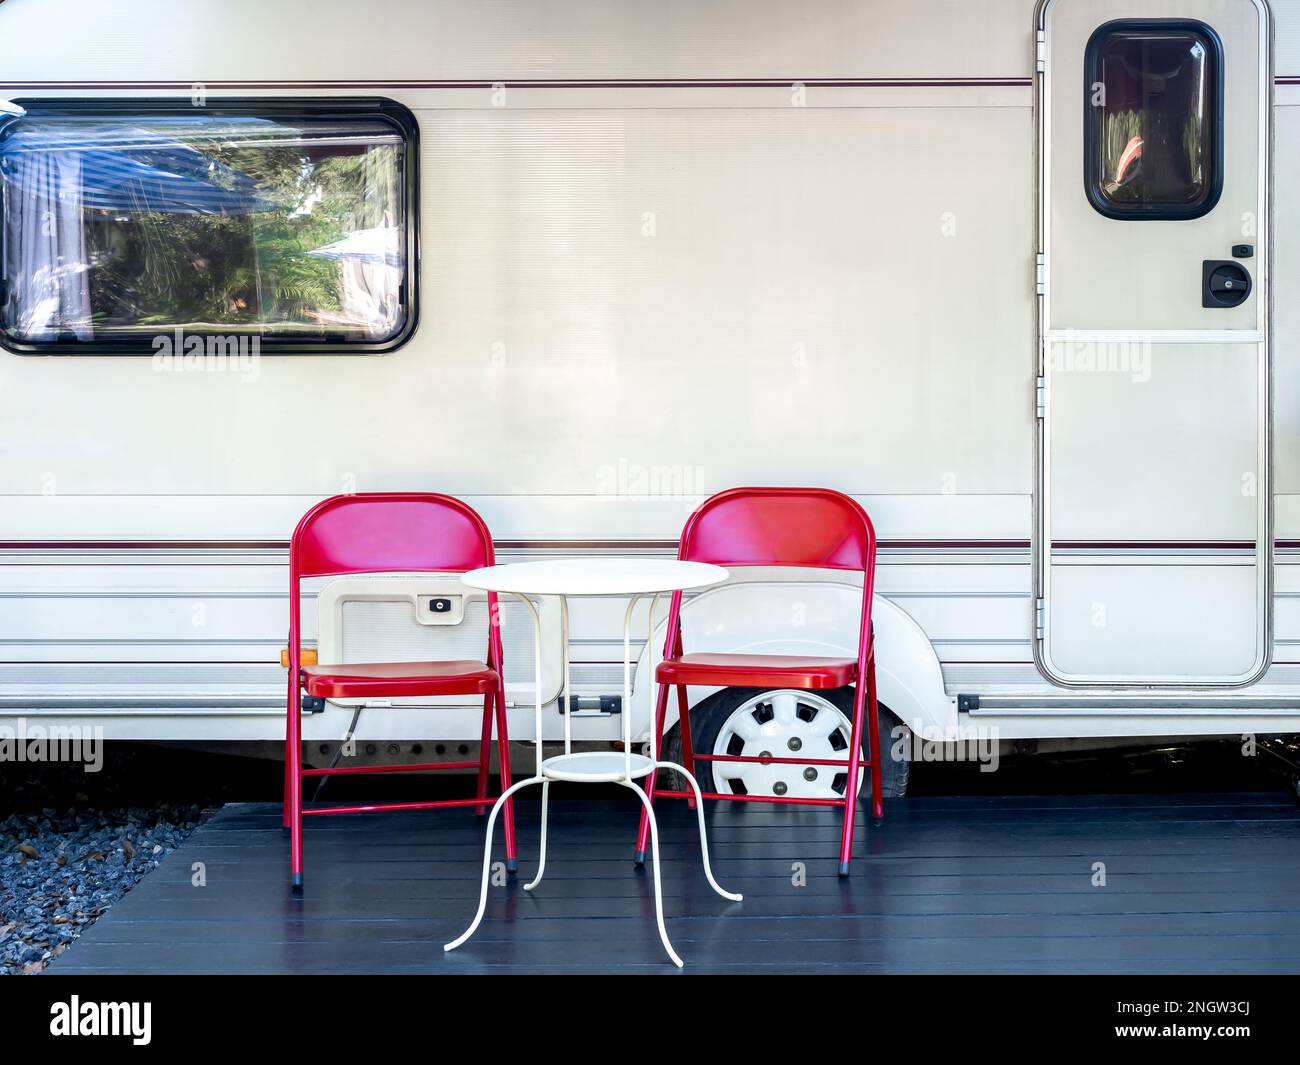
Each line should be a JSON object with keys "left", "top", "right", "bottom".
{"left": 2, "top": 147, "right": 92, "bottom": 340}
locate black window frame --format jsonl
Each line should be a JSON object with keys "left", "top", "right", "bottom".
{"left": 1083, "top": 18, "right": 1224, "bottom": 221}
{"left": 0, "top": 96, "right": 420, "bottom": 356}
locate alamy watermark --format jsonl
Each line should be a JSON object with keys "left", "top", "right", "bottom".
{"left": 892, "top": 724, "right": 1000, "bottom": 772}
{"left": 0, "top": 718, "right": 103, "bottom": 772}
{"left": 595, "top": 459, "right": 707, "bottom": 502}
{"left": 50, "top": 997, "right": 151, "bottom": 1045}
{"left": 1050, "top": 331, "right": 1151, "bottom": 383}
{"left": 151, "top": 328, "right": 260, "bottom": 383}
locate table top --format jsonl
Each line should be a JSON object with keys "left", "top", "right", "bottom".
{"left": 461, "top": 557, "right": 728, "bottom": 597}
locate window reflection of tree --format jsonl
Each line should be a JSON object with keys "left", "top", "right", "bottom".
{"left": 5, "top": 116, "right": 405, "bottom": 341}
{"left": 1097, "top": 34, "right": 1208, "bottom": 209}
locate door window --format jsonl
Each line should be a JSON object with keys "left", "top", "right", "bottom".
{"left": 1085, "top": 20, "right": 1222, "bottom": 219}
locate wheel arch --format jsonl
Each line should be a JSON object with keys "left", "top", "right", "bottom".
{"left": 631, "top": 580, "right": 955, "bottom": 741}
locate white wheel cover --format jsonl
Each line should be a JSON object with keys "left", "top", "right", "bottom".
{"left": 710, "top": 690, "right": 865, "bottom": 800}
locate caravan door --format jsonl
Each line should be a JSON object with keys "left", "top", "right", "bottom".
{"left": 1037, "top": 0, "right": 1272, "bottom": 685}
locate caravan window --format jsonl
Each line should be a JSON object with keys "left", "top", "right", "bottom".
{"left": 1084, "top": 21, "right": 1222, "bottom": 220}
{"left": 0, "top": 100, "right": 417, "bottom": 353}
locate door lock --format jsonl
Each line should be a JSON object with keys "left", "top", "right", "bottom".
{"left": 1202, "top": 260, "right": 1252, "bottom": 308}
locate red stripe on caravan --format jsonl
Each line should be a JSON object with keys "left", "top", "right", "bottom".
{"left": 0, "top": 538, "right": 1033, "bottom": 551}
{"left": 0, "top": 541, "right": 288, "bottom": 550}
{"left": 0, "top": 77, "right": 1033, "bottom": 90}
{"left": 1051, "top": 540, "right": 1258, "bottom": 550}
{"left": 2, "top": 539, "right": 1284, "bottom": 551}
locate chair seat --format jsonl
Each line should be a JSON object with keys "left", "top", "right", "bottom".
{"left": 302, "top": 660, "right": 500, "bottom": 699}
{"left": 655, "top": 652, "right": 859, "bottom": 689}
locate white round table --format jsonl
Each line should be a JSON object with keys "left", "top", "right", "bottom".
{"left": 443, "top": 557, "right": 742, "bottom": 967}
{"left": 464, "top": 557, "right": 728, "bottom": 598}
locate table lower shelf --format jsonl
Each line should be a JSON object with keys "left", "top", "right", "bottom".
{"left": 541, "top": 751, "right": 655, "bottom": 782}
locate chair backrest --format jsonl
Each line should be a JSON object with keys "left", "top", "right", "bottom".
{"left": 679, "top": 487, "right": 875, "bottom": 572}
{"left": 665, "top": 487, "right": 877, "bottom": 664}
{"left": 286, "top": 493, "right": 500, "bottom": 671}
{"left": 291, "top": 493, "right": 494, "bottom": 580}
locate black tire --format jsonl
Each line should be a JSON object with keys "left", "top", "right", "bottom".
{"left": 661, "top": 686, "right": 910, "bottom": 800}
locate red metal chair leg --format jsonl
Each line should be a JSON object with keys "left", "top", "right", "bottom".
{"left": 634, "top": 680, "right": 672, "bottom": 865}
{"left": 494, "top": 687, "right": 518, "bottom": 871}
{"left": 475, "top": 690, "right": 493, "bottom": 813}
{"left": 288, "top": 696, "right": 304, "bottom": 890}
{"left": 866, "top": 655, "right": 884, "bottom": 823}
{"left": 837, "top": 671, "right": 869, "bottom": 877}
{"left": 282, "top": 710, "right": 292, "bottom": 830}
{"left": 676, "top": 685, "right": 697, "bottom": 810}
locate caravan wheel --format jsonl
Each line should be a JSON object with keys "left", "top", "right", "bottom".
{"left": 662, "top": 687, "right": 909, "bottom": 801}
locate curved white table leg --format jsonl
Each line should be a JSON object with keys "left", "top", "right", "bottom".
{"left": 445, "top": 775, "right": 543, "bottom": 953}
{"left": 523, "top": 780, "right": 551, "bottom": 892}
{"left": 622, "top": 781, "right": 684, "bottom": 968}
{"left": 656, "top": 759, "right": 744, "bottom": 903}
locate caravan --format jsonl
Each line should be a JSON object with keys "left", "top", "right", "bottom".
{"left": 0, "top": 0, "right": 1295, "bottom": 803}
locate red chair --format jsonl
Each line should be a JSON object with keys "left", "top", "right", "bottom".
{"left": 283, "top": 493, "right": 516, "bottom": 889}
{"left": 634, "top": 487, "right": 881, "bottom": 876}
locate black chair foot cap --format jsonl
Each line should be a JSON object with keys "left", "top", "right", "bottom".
{"left": 838, "top": 861, "right": 851, "bottom": 877}
{"left": 291, "top": 873, "right": 304, "bottom": 892}
{"left": 872, "top": 817, "right": 884, "bottom": 827}
{"left": 506, "top": 858, "right": 518, "bottom": 874}
{"left": 633, "top": 850, "right": 646, "bottom": 867}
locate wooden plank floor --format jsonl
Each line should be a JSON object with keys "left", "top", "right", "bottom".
{"left": 50, "top": 792, "right": 1300, "bottom": 974}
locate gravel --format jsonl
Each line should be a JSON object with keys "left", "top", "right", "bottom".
{"left": 0, "top": 743, "right": 281, "bottom": 975}
{"left": 0, "top": 802, "right": 213, "bottom": 974}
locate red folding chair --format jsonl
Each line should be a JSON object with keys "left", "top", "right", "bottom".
{"left": 283, "top": 493, "right": 516, "bottom": 889}
{"left": 634, "top": 487, "right": 881, "bottom": 876}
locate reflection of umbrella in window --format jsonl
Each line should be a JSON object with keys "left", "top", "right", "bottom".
{"left": 1114, "top": 135, "right": 1144, "bottom": 187}
{"left": 0, "top": 125, "right": 273, "bottom": 215}
{"left": 304, "top": 226, "right": 403, "bottom": 268}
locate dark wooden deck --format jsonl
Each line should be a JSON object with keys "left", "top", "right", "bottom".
{"left": 51, "top": 792, "right": 1300, "bottom": 974}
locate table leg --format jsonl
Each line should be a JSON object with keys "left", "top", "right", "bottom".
{"left": 656, "top": 759, "right": 743, "bottom": 902}
{"left": 632, "top": 593, "right": 661, "bottom": 864}
{"left": 444, "top": 775, "right": 543, "bottom": 953}
{"left": 523, "top": 780, "right": 551, "bottom": 892}
{"left": 621, "top": 780, "right": 684, "bottom": 968}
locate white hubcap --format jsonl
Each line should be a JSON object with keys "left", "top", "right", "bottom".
{"left": 711, "top": 690, "right": 864, "bottom": 800}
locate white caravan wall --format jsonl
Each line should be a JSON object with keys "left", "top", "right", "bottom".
{"left": 0, "top": 0, "right": 1031, "bottom": 82}
{"left": 0, "top": 0, "right": 1299, "bottom": 740}
{"left": 0, "top": 1, "right": 1037, "bottom": 521}
{"left": 0, "top": 0, "right": 1039, "bottom": 742}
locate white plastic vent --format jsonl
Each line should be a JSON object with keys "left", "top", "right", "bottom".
{"left": 316, "top": 575, "right": 562, "bottom": 707}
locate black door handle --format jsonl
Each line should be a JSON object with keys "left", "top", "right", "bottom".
{"left": 1202, "top": 260, "right": 1252, "bottom": 308}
